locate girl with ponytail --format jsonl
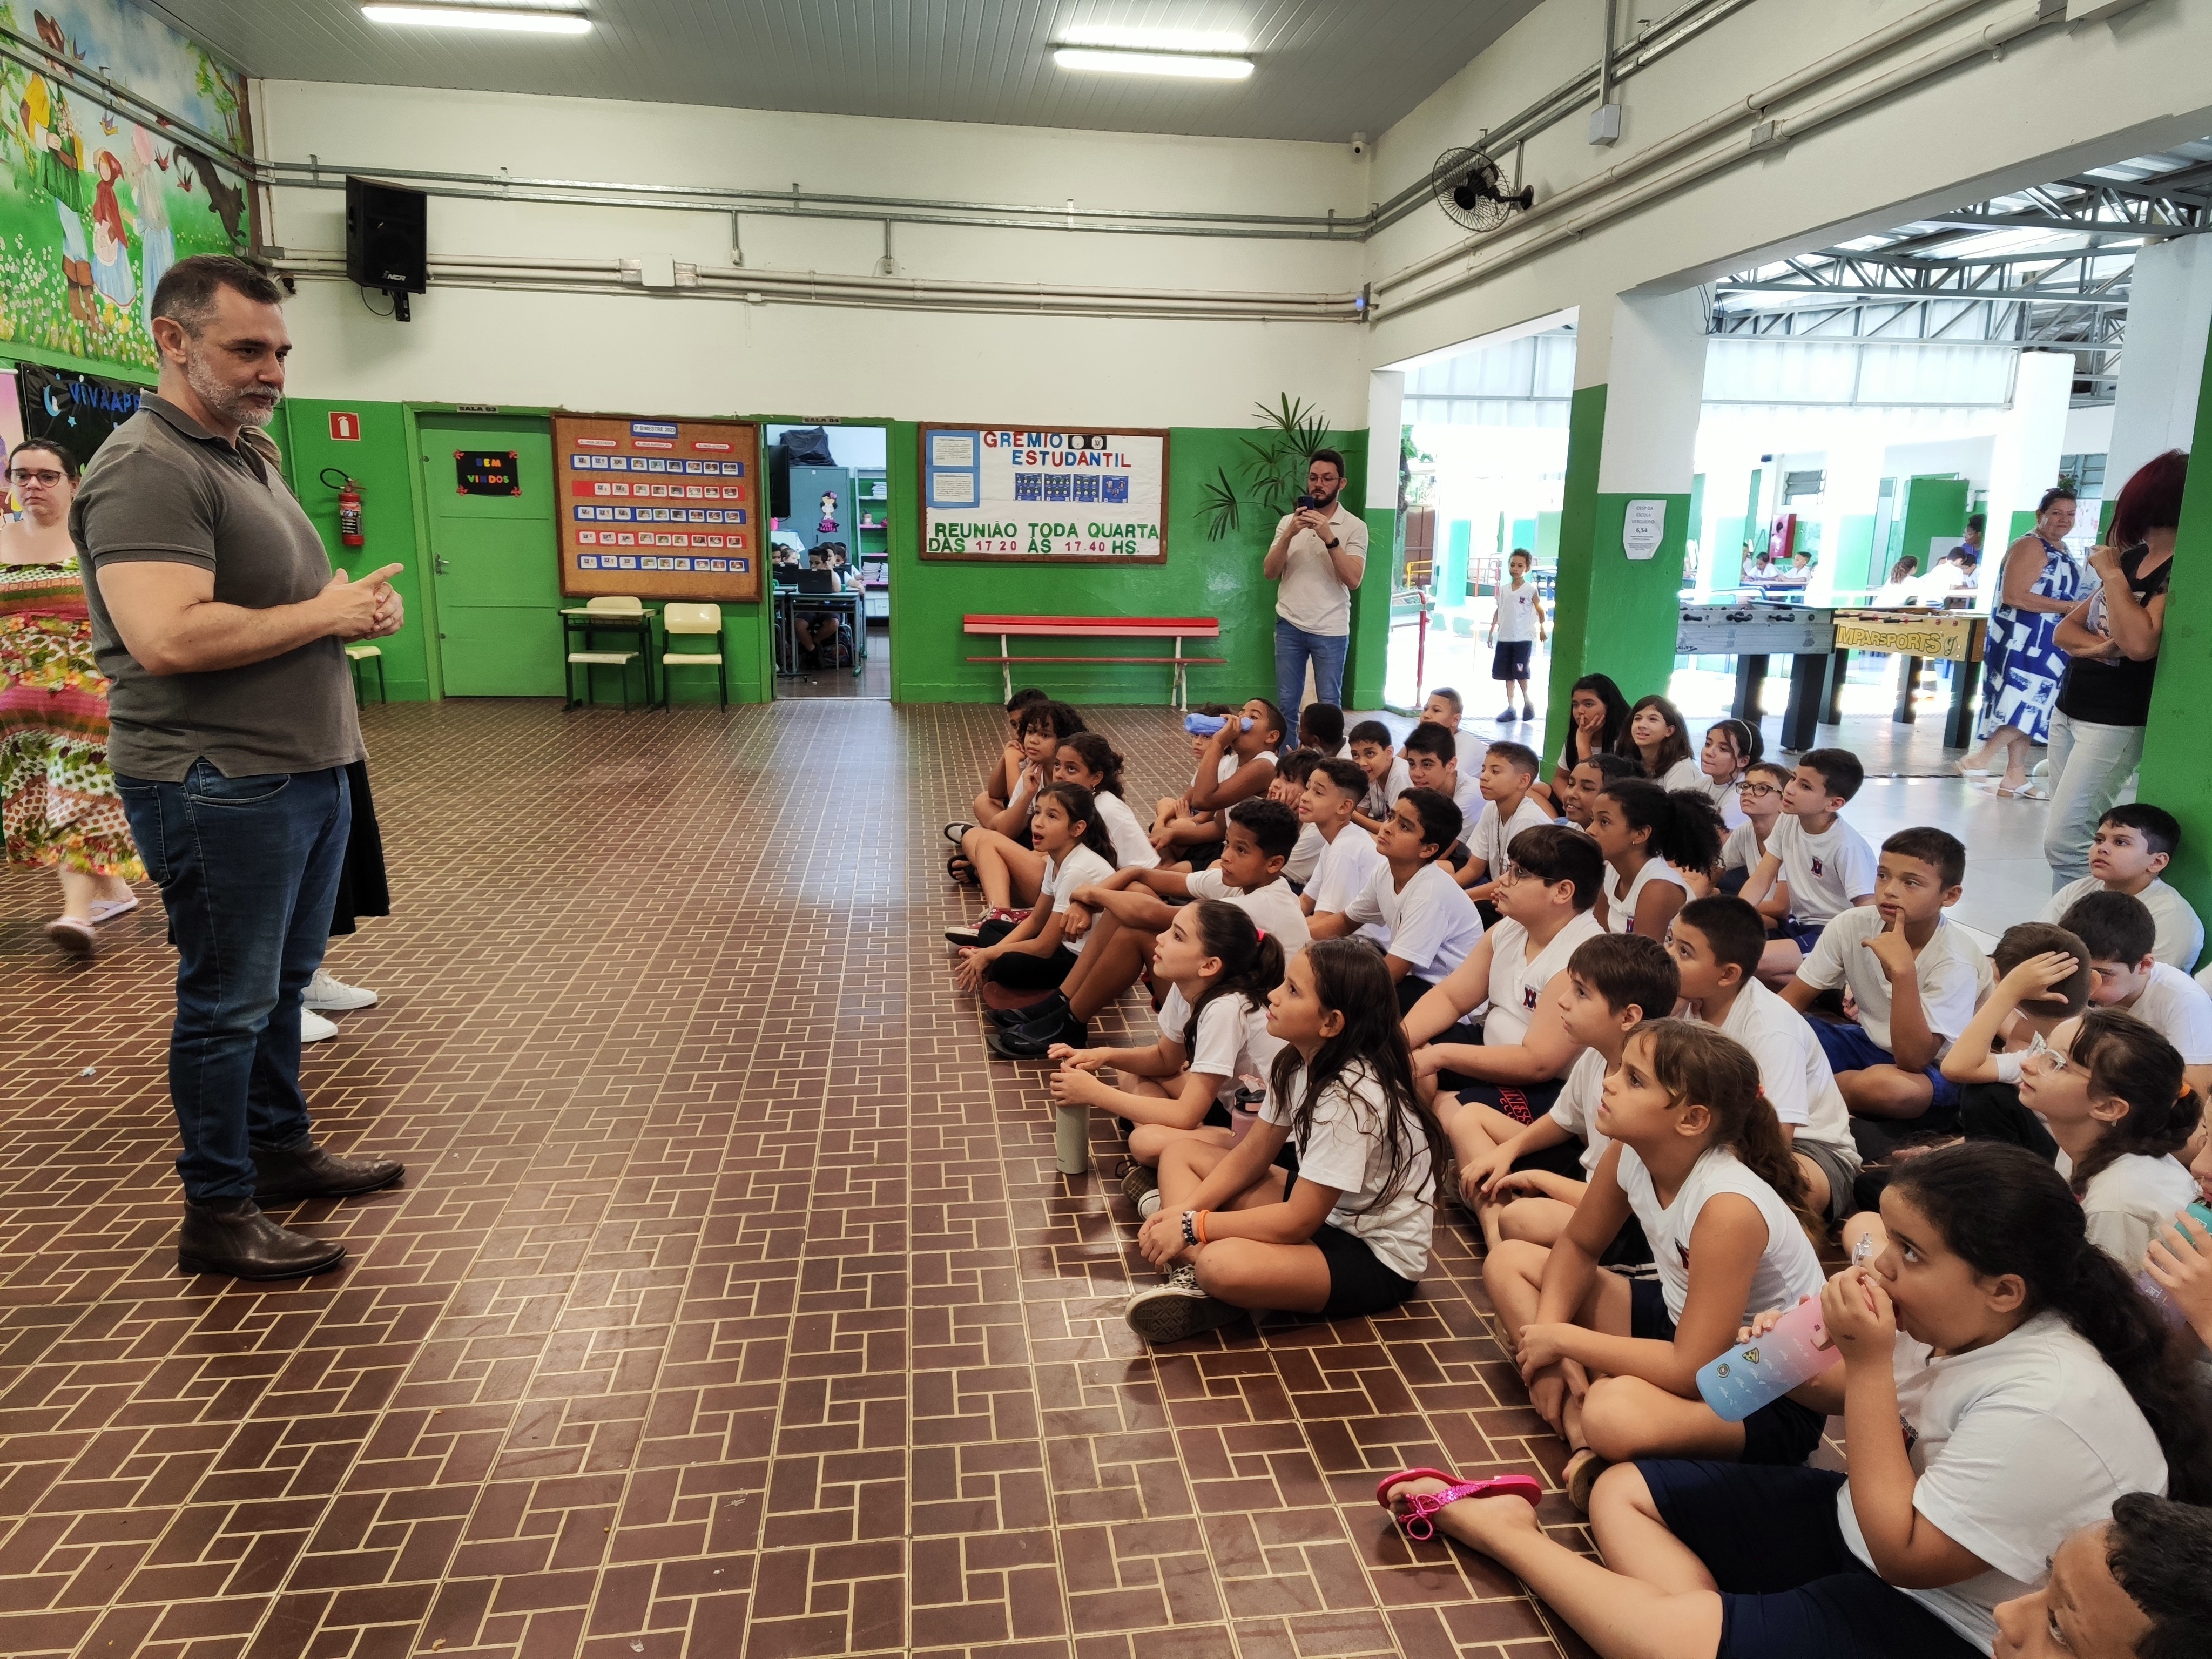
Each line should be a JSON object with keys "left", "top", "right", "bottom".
{"left": 1376, "top": 1139, "right": 2210, "bottom": 1659}
{"left": 2017, "top": 1006, "right": 2203, "bottom": 1270}
{"left": 1697, "top": 718, "right": 1761, "bottom": 825}
{"left": 1589, "top": 779, "right": 1726, "bottom": 940}
{"left": 1489, "top": 1020, "right": 1829, "bottom": 1508}
{"left": 1047, "top": 899, "right": 1286, "bottom": 1181}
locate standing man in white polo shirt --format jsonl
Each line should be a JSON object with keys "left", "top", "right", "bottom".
{"left": 1264, "top": 448, "right": 1367, "bottom": 727}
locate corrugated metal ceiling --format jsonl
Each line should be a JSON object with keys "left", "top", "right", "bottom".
{"left": 138, "top": 0, "right": 1544, "bottom": 142}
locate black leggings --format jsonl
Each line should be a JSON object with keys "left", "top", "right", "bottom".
{"left": 977, "top": 916, "right": 1080, "bottom": 990}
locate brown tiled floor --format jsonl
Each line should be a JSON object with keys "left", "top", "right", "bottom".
{"left": 0, "top": 699, "right": 1600, "bottom": 1659}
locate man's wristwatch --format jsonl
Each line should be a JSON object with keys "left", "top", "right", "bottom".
{"left": 1324, "top": 537, "right": 1340, "bottom": 550}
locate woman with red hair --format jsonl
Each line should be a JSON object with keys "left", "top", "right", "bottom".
{"left": 2043, "top": 449, "right": 2189, "bottom": 887}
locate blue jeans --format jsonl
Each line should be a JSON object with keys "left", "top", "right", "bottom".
{"left": 115, "top": 762, "right": 351, "bottom": 1202}
{"left": 1274, "top": 619, "right": 1349, "bottom": 719}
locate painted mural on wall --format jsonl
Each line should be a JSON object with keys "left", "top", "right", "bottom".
{"left": 0, "top": 0, "right": 251, "bottom": 370}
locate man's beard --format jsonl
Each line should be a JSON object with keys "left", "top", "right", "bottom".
{"left": 184, "top": 346, "right": 279, "bottom": 429}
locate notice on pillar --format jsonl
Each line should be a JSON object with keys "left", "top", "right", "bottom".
{"left": 920, "top": 424, "right": 1168, "bottom": 564}
{"left": 553, "top": 413, "right": 760, "bottom": 603}
{"left": 1622, "top": 498, "right": 1667, "bottom": 561}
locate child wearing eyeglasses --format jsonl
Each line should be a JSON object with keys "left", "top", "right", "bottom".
{"left": 1716, "top": 760, "right": 1788, "bottom": 897}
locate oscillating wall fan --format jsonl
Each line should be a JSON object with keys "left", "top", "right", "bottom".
{"left": 1431, "top": 146, "right": 1536, "bottom": 233}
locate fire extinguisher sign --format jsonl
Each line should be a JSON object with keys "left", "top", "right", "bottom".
{"left": 328, "top": 411, "right": 362, "bottom": 442}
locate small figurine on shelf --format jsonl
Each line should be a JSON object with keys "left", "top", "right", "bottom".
{"left": 818, "top": 490, "right": 840, "bottom": 536}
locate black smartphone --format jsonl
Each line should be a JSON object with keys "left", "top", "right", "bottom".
{"left": 1296, "top": 495, "right": 1316, "bottom": 512}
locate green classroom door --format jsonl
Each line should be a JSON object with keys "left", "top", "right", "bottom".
{"left": 419, "top": 413, "right": 563, "bottom": 696}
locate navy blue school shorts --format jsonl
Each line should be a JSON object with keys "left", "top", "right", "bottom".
{"left": 1629, "top": 1285, "right": 1827, "bottom": 1467}
{"left": 1637, "top": 1461, "right": 1980, "bottom": 1659}
{"left": 1491, "top": 639, "right": 1533, "bottom": 680}
{"left": 1811, "top": 1019, "right": 1959, "bottom": 1112}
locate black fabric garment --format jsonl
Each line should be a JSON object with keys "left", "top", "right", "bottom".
{"left": 329, "top": 760, "right": 389, "bottom": 936}
{"left": 2054, "top": 542, "right": 2169, "bottom": 727}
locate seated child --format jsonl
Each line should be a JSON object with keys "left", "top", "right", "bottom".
{"left": 2144, "top": 1128, "right": 2212, "bottom": 1351}
{"left": 1397, "top": 1142, "right": 2209, "bottom": 1659}
{"left": 952, "top": 784, "right": 1116, "bottom": 997}
{"left": 1309, "top": 787, "right": 1482, "bottom": 1014}
{"left": 1589, "top": 779, "right": 1723, "bottom": 939}
{"left": 1402, "top": 721, "right": 1483, "bottom": 860}
{"left": 1124, "top": 939, "right": 1444, "bottom": 1343}
{"left": 1151, "top": 697, "right": 1284, "bottom": 862}
{"left": 1347, "top": 718, "right": 1411, "bottom": 832}
{"left": 2041, "top": 803, "right": 2204, "bottom": 970}
{"left": 2059, "top": 888, "right": 2212, "bottom": 1096}
{"left": 1555, "top": 751, "right": 1640, "bottom": 831}
{"left": 1620, "top": 694, "right": 1704, "bottom": 792}
{"left": 1781, "top": 828, "right": 1987, "bottom": 1144}
{"left": 1046, "top": 900, "right": 1284, "bottom": 1193}
{"left": 951, "top": 698, "right": 1083, "bottom": 886}
{"left": 1446, "top": 932, "right": 1676, "bottom": 1252}
{"left": 952, "top": 729, "right": 1154, "bottom": 924}
{"left": 1459, "top": 741, "right": 1550, "bottom": 902}
{"left": 1297, "top": 757, "right": 1384, "bottom": 919}
{"left": 969, "top": 685, "right": 1048, "bottom": 823}
{"left": 1270, "top": 749, "right": 1326, "bottom": 888}
{"left": 1938, "top": 922, "right": 2093, "bottom": 1161}
{"left": 1669, "top": 895, "right": 1862, "bottom": 1228}
{"left": 1404, "top": 826, "right": 1606, "bottom": 1164}
{"left": 1711, "top": 759, "right": 1787, "bottom": 896}
{"left": 1298, "top": 700, "right": 1345, "bottom": 758}
{"left": 1738, "top": 747, "right": 1877, "bottom": 984}
{"left": 1485, "top": 1021, "right": 1828, "bottom": 1506}
{"left": 988, "top": 799, "right": 1306, "bottom": 1058}
{"left": 1695, "top": 718, "right": 1759, "bottom": 826}
{"left": 1420, "top": 686, "right": 1481, "bottom": 773}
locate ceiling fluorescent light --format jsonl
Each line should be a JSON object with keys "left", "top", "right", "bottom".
{"left": 362, "top": 4, "right": 593, "bottom": 33}
{"left": 1058, "top": 24, "right": 1251, "bottom": 53}
{"left": 1053, "top": 47, "right": 1253, "bottom": 80}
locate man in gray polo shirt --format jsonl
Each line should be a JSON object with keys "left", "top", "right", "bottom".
{"left": 75, "top": 255, "right": 407, "bottom": 1280}
{"left": 1263, "top": 447, "right": 1367, "bottom": 723}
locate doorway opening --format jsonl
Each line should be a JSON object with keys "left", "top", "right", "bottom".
{"left": 766, "top": 422, "right": 889, "bottom": 700}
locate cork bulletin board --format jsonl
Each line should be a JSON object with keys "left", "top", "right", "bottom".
{"left": 554, "top": 413, "right": 761, "bottom": 602}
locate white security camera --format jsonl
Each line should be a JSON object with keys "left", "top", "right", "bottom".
{"left": 1350, "top": 132, "right": 1368, "bottom": 158}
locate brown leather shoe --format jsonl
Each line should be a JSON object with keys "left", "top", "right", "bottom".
{"left": 178, "top": 1199, "right": 347, "bottom": 1279}
{"left": 252, "top": 1139, "right": 406, "bottom": 1203}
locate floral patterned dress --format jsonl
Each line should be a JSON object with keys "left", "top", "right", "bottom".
{"left": 0, "top": 556, "right": 143, "bottom": 878}
{"left": 1974, "top": 535, "right": 2081, "bottom": 746}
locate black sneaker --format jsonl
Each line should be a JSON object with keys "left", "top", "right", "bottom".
{"left": 988, "top": 1017, "right": 1084, "bottom": 1061}
{"left": 944, "top": 923, "right": 982, "bottom": 945}
{"left": 989, "top": 993, "right": 1065, "bottom": 1028}
{"left": 1124, "top": 1265, "right": 1244, "bottom": 1343}
{"left": 1121, "top": 1162, "right": 1159, "bottom": 1208}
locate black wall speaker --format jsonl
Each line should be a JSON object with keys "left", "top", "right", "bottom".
{"left": 346, "top": 176, "right": 427, "bottom": 319}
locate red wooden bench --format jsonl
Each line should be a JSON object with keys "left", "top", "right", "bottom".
{"left": 963, "top": 613, "right": 1224, "bottom": 709}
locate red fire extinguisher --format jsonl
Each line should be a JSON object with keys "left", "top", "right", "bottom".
{"left": 320, "top": 467, "right": 365, "bottom": 549}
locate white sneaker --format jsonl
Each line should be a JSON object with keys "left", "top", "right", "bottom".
{"left": 1124, "top": 1264, "right": 1243, "bottom": 1344}
{"left": 305, "top": 967, "right": 378, "bottom": 1012}
{"left": 300, "top": 1004, "right": 339, "bottom": 1042}
{"left": 1136, "top": 1188, "right": 1161, "bottom": 1219}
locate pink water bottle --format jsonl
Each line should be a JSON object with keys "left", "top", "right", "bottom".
{"left": 1696, "top": 1297, "right": 1840, "bottom": 1421}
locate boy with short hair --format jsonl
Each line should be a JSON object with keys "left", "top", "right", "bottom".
{"left": 1347, "top": 718, "right": 1411, "bottom": 831}
{"left": 988, "top": 798, "right": 1307, "bottom": 1059}
{"left": 1464, "top": 933, "right": 1679, "bottom": 1251}
{"left": 1402, "top": 720, "right": 1482, "bottom": 834}
{"left": 1297, "top": 756, "right": 1384, "bottom": 918}
{"left": 1740, "top": 746, "right": 1877, "bottom": 983}
{"left": 2041, "top": 803, "right": 2204, "bottom": 971}
{"left": 1485, "top": 549, "right": 1545, "bottom": 723}
{"left": 1310, "top": 786, "right": 1481, "bottom": 1013}
{"left": 1669, "top": 895, "right": 1862, "bottom": 1224}
{"left": 1150, "top": 696, "right": 1284, "bottom": 862}
{"left": 1716, "top": 759, "right": 1789, "bottom": 896}
{"left": 1782, "top": 827, "right": 1988, "bottom": 1148}
{"left": 1940, "top": 921, "right": 2094, "bottom": 1162}
{"left": 1297, "top": 701, "right": 1345, "bottom": 758}
{"left": 1460, "top": 740, "right": 1550, "bottom": 901}
{"left": 2058, "top": 888, "right": 2212, "bottom": 1096}
{"left": 1270, "top": 749, "right": 1325, "bottom": 887}
{"left": 1421, "top": 687, "right": 1481, "bottom": 772}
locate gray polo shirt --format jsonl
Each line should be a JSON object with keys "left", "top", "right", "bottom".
{"left": 73, "top": 395, "right": 362, "bottom": 782}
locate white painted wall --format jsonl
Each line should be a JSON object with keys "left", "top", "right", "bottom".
{"left": 257, "top": 80, "right": 1372, "bottom": 426}
{"left": 2108, "top": 235, "right": 2212, "bottom": 485}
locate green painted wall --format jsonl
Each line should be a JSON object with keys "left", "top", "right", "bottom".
{"left": 1897, "top": 476, "right": 1970, "bottom": 577}
{"left": 1511, "top": 516, "right": 1536, "bottom": 554}
{"left": 886, "top": 424, "right": 1371, "bottom": 706}
{"left": 1537, "top": 384, "right": 1691, "bottom": 770}
{"left": 1833, "top": 514, "right": 1878, "bottom": 593}
{"left": 2134, "top": 328, "right": 2212, "bottom": 940}
{"left": 1445, "top": 519, "right": 1471, "bottom": 602}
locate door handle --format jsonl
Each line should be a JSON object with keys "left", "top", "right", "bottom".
{"left": 435, "top": 556, "right": 451, "bottom": 574}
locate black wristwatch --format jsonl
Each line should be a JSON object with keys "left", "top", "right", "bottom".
{"left": 1324, "top": 537, "right": 1340, "bottom": 550}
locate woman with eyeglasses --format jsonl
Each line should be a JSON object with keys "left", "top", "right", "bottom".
{"left": 0, "top": 439, "right": 142, "bottom": 954}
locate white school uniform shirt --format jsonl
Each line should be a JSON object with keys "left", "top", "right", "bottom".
{"left": 2055, "top": 1148, "right": 2200, "bottom": 1271}
{"left": 1718, "top": 819, "right": 1766, "bottom": 874}
{"left": 1795, "top": 907, "right": 1987, "bottom": 1057}
{"left": 2042, "top": 876, "right": 2204, "bottom": 972}
{"left": 1451, "top": 727, "right": 1482, "bottom": 774}
{"left": 1494, "top": 581, "right": 1538, "bottom": 642}
{"left": 1700, "top": 980, "right": 1859, "bottom": 1164}
{"left": 1448, "top": 773, "right": 1485, "bottom": 832}
{"left": 1341, "top": 861, "right": 1483, "bottom": 982}
{"left": 1615, "top": 1144, "right": 1825, "bottom": 1326}
{"left": 1703, "top": 777, "right": 1745, "bottom": 829}
{"left": 1657, "top": 756, "right": 1705, "bottom": 794}
{"left": 1215, "top": 748, "right": 1276, "bottom": 788}
{"left": 1361, "top": 757, "right": 1411, "bottom": 821}
{"left": 1261, "top": 1060, "right": 1434, "bottom": 1279}
{"left": 1040, "top": 846, "right": 1116, "bottom": 955}
{"left": 1157, "top": 986, "right": 1285, "bottom": 1108}
{"left": 1469, "top": 795, "right": 1553, "bottom": 878}
{"left": 2117, "top": 962, "right": 2212, "bottom": 1064}
{"left": 1285, "top": 822, "right": 1325, "bottom": 885}
{"left": 1185, "top": 868, "right": 1312, "bottom": 956}
{"left": 1546, "top": 1047, "right": 1611, "bottom": 1172}
{"left": 1306, "top": 825, "right": 1385, "bottom": 918}
{"left": 1093, "top": 790, "right": 1159, "bottom": 872}
{"left": 1836, "top": 1312, "right": 2168, "bottom": 1651}
{"left": 1600, "top": 859, "right": 1689, "bottom": 936}
{"left": 1482, "top": 913, "right": 1606, "bottom": 1054}
{"left": 1767, "top": 812, "right": 1877, "bottom": 925}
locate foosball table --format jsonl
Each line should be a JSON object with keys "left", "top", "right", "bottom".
{"left": 1676, "top": 604, "right": 1836, "bottom": 750}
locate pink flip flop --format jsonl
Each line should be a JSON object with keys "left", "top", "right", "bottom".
{"left": 1375, "top": 1466, "right": 1543, "bottom": 1540}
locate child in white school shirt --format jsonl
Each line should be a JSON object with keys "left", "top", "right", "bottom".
{"left": 2041, "top": 804, "right": 2204, "bottom": 972}
{"left": 1297, "top": 757, "right": 1385, "bottom": 918}
{"left": 2059, "top": 888, "right": 2212, "bottom": 1096}
{"left": 1309, "top": 786, "right": 1482, "bottom": 1017}
{"left": 1739, "top": 747, "right": 1877, "bottom": 987}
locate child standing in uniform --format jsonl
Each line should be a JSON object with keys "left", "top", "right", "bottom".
{"left": 1486, "top": 549, "right": 1544, "bottom": 724}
